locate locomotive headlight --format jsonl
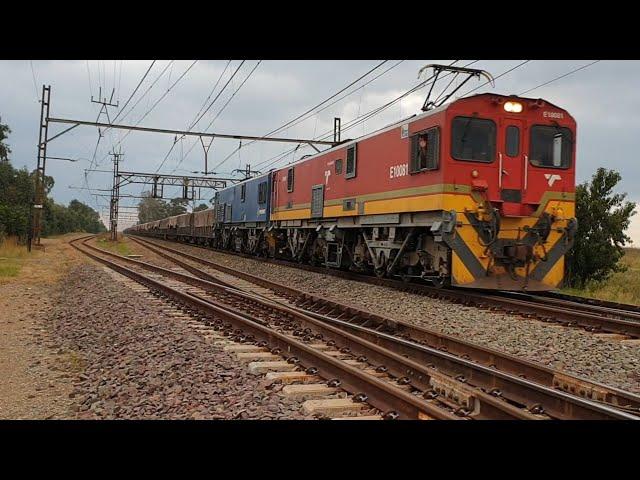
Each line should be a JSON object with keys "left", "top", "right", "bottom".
{"left": 471, "top": 169, "right": 479, "bottom": 178}
{"left": 504, "top": 101, "right": 523, "bottom": 113}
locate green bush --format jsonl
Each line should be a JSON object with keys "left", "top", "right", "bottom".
{"left": 567, "top": 168, "right": 637, "bottom": 288}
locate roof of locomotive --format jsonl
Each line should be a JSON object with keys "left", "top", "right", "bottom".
{"left": 265, "top": 92, "right": 573, "bottom": 174}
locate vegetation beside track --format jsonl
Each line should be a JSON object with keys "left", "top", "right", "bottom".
{"left": 0, "top": 233, "right": 85, "bottom": 284}
{"left": 0, "top": 236, "right": 28, "bottom": 279}
{"left": 95, "top": 234, "right": 132, "bottom": 256}
{"left": 563, "top": 248, "right": 640, "bottom": 305}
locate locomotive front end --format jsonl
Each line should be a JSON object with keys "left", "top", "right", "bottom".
{"left": 441, "top": 94, "right": 577, "bottom": 290}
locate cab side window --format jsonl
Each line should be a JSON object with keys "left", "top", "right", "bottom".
{"left": 345, "top": 144, "right": 357, "bottom": 179}
{"left": 258, "top": 181, "right": 267, "bottom": 203}
{"left": 287, "top": 167, "right": 294, "bottom": 192}
{"left": 410, "top": 127, "right": 440, "bottom": 173}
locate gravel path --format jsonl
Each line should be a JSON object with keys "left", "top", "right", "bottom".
{"left": 0, "top": 235, "right": 86, "bottom": 419}
{"left": 144, "top": 237, "right": 640, "bottom": 394}
{"left": 49, "top": 261, "right": 314, "bottom": 419}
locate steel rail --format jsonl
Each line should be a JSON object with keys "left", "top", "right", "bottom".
{"left": 70, "top": 237, "right": 462, "bottom": 420}
{"left": 130, "top": 235, "right": 640, "bottom": 415}
{"left": 122, "top": 235, "right": 639, "bottom": 419}
{"left": 538, "top": 291, "right": 640, "bottom": 315}
{"left": 76, "top": 238, "right": 529, "bottom": 418}
{"left": 135, "top": 234, "right": 640, "bottom": 338}
{"left": 495, "top": 290, "right": 640, "bottom": 320}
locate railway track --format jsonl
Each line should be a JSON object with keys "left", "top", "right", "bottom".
{"left": 538, "top": 290, "right": 640, "bottom": 316}
{"left": 494, "top": 289, "right": 640, "bottom": 323}
{"left": 113, "top": 235, "right": 640, "bottom": 419}
{"left": 136, "top": 235, "right": 640, "bottom": 339}
{"left": 73, "top": 236, "right": 460, "bottom": 419}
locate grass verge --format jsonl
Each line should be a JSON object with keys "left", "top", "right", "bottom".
{"left": 95, "top": 235, "right": 131, "bottom": 256}
{"left": 0, "top": 236, "right": 30, "bottom": 279}
{"left": 563, "top": 248, "right": 640, "bottom": 306}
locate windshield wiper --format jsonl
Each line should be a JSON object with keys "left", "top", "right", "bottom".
{"left": 460, "top": 116, "right": 475, "bottom": 146}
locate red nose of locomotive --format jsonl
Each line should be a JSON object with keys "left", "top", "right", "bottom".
{"left": 462, "top": 96, "right": 574, "bottom": 219}
{"left": 445, "top": 94, "right": 577, "bottom": 290}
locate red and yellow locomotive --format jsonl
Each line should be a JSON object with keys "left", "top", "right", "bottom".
{"left": 269, "top": 92, "right": 577, "bottom": 290}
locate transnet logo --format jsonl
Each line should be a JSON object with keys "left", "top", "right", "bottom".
{"left": 544, "top": 174, "right": 562, "bottom": 187}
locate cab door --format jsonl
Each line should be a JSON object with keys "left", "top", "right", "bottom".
{"left": 499, "top": 118, "right": 525, "bottom": 216}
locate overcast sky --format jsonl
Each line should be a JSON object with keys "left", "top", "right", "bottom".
{"left": 1, "top": 59, "right": 638, "bottom": 242}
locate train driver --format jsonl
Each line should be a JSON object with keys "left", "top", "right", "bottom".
{"left": 418, "top": 134, "right": 429, "bottom": 169}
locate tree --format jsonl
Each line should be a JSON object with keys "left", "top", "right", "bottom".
{"left": 166, "top": 198, "right": 188, "bottom": 216}
{"left": 567, "top": 168, "right": 637, "bottom": 288}
{"left": 0, "top": 117, "right": 11, "bottom": 162}
{"left": 193, "top": 203, "right": 209, "bottom": 212}
{"left": 137, "top": 192, "right": 169, "bottom": 224}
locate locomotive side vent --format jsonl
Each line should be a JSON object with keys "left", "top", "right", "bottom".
{"left": 343, "top": 198, "right": 356, "bottom": 211}
{"left": 311, "top": 185, "right": 324, "bottom": 218}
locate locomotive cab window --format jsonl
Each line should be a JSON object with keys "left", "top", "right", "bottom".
{"left": 258, "top": 181, "right": 267, "bottom": 203}
{"left": 287, "top": 167, "right": 295, "bottom": 192}
{"left": 451, "top": 116, "right": 496, "bottom": 163}
{"left": 505, "top": 125, "right": 520, "bottom": 157}
{"left": 345, "top": 144, "right": 357, "bottom": 179}
{"left": 410, "top": 127, "right": 440, "bottom": 173}
{"left": 335, "top": 159, "right": 343, "bottom": 175}
{"left": 529, "top": 125, "right": 572, "bottom": 168}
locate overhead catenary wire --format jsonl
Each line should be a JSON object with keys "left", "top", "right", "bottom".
{"left": 206, "top": 60, "right": 262, "bottom": 129}
{"left": 216, "top": 60, "right": 404, "bottom": 168}
{"left": 86, "top": 60, "right": 94, "bottom": 100}
{"left": 519, "top": 60, "right": 601, "bottom": 96}
{"left": 188, "top": 60, "right": 246, "bottom": 131}
{"left": 186, "top": 60, "right": 232, "bottom": 131}
{"left": 340, "top": 60, "right": 531, "bottom": 140}
{"left": 29, "top": 61, "right": 40, "bottom": 103}
{"left": 116, "top": 60, "right": 174, "bottom": 125}
{"left": 155, "top": 60, "right": 233, "bottom": 174}
{"left": 112, "top": 60, "right": 156, "bottom": 123}
{"left": 162, "top": 60, "right": 248, "bottom": 172}
{"left": 263, "top": 60, "right": 388, "bottom": 139}
{"left": 92, "top": 61, "right": 172, "bottom": 168}
{"left": 264, "top": 60, "right": 508, "bottom": 173}
{"left": 460, "top": 60, "right": 531, "bottom": 98}
{"left": 112, "top": 60, "right": 117, "bottom": 99}
{"left": 135, "top": 60, "right": 198, "bottom": 126}
{"left": 168, "top": 60, "right": 262, "bottom": 174}
{"left": 117, "top": 60, "right": 124, "bottom": 104}
{"left": 92, "top": 60, "right": 180, "bottom": 168}
{"left": 259, "top": 59, "right": 548, "bottom": 174}
{"left": 255, "top": 59, "right": 470, "bottom": 171}
{"left": 210, "top": 60, "right": 404, "bottom": 174}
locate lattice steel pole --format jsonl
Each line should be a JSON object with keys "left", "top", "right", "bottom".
{"left": 109, "top": 150, "right": 122, "bottom": 241}
{"left": 32, "top": 85, "right": 51, "bottom": 246}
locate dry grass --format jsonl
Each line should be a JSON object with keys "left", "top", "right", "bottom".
{"left": 0, "top": 236, "right": 30, "bottom": 279}
{"left": 563, "top": 248, "right": 640, "bottom": 306}
{"left": 0, "top": 233, "right": 88, "bottom": 285}
{"left": 95, "top": 234, "right": 131, "bottom": 256}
